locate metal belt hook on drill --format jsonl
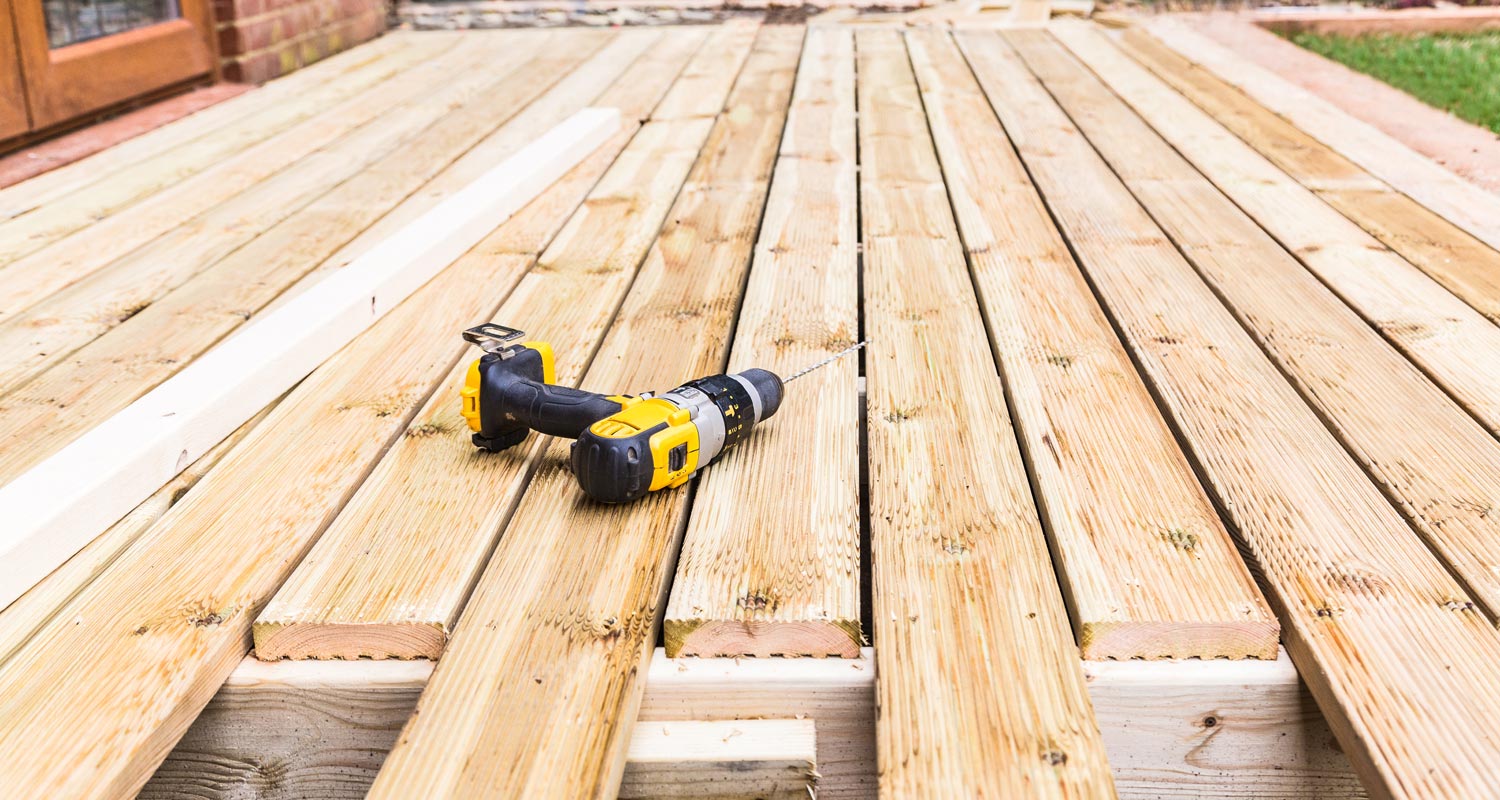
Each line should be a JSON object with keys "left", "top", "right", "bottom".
{"left": 457, "top": 323, "right": 867, "bottom": 504}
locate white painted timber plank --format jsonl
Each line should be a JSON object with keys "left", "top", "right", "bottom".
{"left": 0, "top": 107, "right": 621, "bottom": 611}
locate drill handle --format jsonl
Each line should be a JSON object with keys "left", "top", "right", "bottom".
{"left": 497, "top": 380, "right": 627, "bottom": 440}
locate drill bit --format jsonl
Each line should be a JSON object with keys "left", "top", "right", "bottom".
{"left": 783, "top": 340, "right": 869, "bottom": 384}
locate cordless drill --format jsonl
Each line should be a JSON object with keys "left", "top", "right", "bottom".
{"left": 458, "top": 324, "right": 785, "bottom": 503}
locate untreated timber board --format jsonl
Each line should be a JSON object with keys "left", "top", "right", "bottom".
{"left": 365, "top": 25, "right": 810, "bottom": 800}
{"left": 0, "top": 105, "right": 618, "bottom": 613}
{"left": 1047, "top": 25, "right": 1500, "bottom": 629}
{"left": 857, "top": 30, "right": 1114, "bottom": 797}
{"left": 663, "top": 25, "right": 862, "bottom": 659}
{"left": 252, "top": 25, "right": 733, "bottom": 661}
{"left": 1143, "top": 18, "right": 1500, "bottom": 256}
{"left": 0, "top": 95, "right": 637, "bottom": 797}
{"left": 905, "top": 28, "right": 1275, "bottom": 662}
{"left": 0, "top": 34, "right": 525, "bottom": 395}
{"left": 1047, "top": 28, "right": 1500, "bottom": 438}
{"left": 0, "top": 34, "right": 463, "bottom": 327}
{"left": 961, "top": 28, "right": 1500, "bottom": 800}
{"left": 1115, "top": 27, "right": 1500, "bottom": 326}
{"left": 0, "top": 32, "right": 607, "bottom": 486}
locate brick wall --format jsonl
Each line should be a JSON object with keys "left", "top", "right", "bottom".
{"left": 215, "top": 0, "right": 389, "bottom": 83}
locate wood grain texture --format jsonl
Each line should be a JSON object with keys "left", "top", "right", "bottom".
{"left": 1047, "top": 24, "right": 1500, "bottom": 629}
{"left": 0, "top": 33, "right": 507, "bottom": 394}
{"left": 0, "top": 35, "right": 459, "bottom": 326}
{"left": 0, "top": 32, "right": 605, "bottom": 485}
{"left": 253, "top": 25, "right": 731, "bottom": 661}
{"left": 857, "top": 30, "right": 1114, "bottom": 797}
{"left": 906, "top": 28, "right": 1274, "bottom": 661}
{"left": 1048, "top": 28, "right": 1500, "bottom": 439}
{"left": 0, "top": 399, "right": 278, "bottom": 665}
{"left": 620, "top": 719, "right": 818, "bottom": 800}
{"left": 0, "top": 32, "right": 413, "bottom": 219}
{"left": 1143, "top": 17, "right": 1500, "bottom": 256}
{"left": 664, "top": 26, "right": 862, "bottom": 659}
{"left": 1116, "top": 27, "right": 1500, "bottom": 326}
{"left": 0, "top": 94, "right": 631, "bottom": 798}
{"left": 961, "top": 28, "right": 1500, "bottom": 800}
{"left": 364, "top": 24, "right": 808, "bottom": 800}
{"left": 0, "top": 33, "right": 468, "bottom": 272}
{"left": 147, "top": 647, "right": 1358, "bottom": 799}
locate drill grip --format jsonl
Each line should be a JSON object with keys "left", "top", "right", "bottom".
{"left": 497, "top": 380, "right": 625, "bottom": 440}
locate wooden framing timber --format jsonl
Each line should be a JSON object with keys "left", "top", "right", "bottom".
{"left": 857, "top": 29, "right": 1113, "bottom": 795}
{"left": 663, "top": 25, "right": 863, "bottom": 659}
{"left": 0, "top": 106, "right": 619, "bottom": 612}
{"left": 362, "top": 25, "right": 817, "bottom": 800}
{"left": 1115, "top": 27, "right": 1500, "bottom": 325}
{"left": 1045, "top": 25, "right": 1500, "bottom": 627}
{"left": 1141, "top": 18, "right": 1500, "bottom": 258}
{"left": 253, "top": 23, "right": 737, "bottom": 661}
{"left": 960, "top": 28, "right": 1500, "bottom": 799}
{"left": 0, "top": 31, "right": 614, "bottom": 485}
{"left": 146, "top": 648, "right": 1363, "bottom": 800}
{"left": 904, "top": 28, "right": 1275, "bottom": 661}
{"left": 0, "top": 34, "right": 462, "bottom": 327}
{"left": 0, "top": 97, "right": 635, "bottom": 794}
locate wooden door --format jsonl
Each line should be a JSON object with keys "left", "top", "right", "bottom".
{"left": 0, "top": 0, "right": 29, "bottom": 139}
{"left": 10, "top": 0, "right": 215, "bottom": 130}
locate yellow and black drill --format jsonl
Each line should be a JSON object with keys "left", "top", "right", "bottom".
{"left": 459, "top": 324, "right": 864, "bottom": 504}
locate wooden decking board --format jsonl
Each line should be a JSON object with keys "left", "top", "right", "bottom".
{"left": 906, "top": 28, "right": 1275, "bottom": 662}
{"left": 0, "top": 399, "right": 278, "bottom": 665}
{"left": 0, "top": 32, "right": 416, "bottom": 221}
{"left": 363, "top": 24, "right": 804, "bottom": 800}
{"left": 253, "top": 25, "right": 732, "bottom": 661}
{"left": 0, "top": 85, "right": 635, "bottom": 797}
{"left": 0, "top": 35, "right": 463, "bottom": 326}
{"left": 0, "top": 34, "right": 565, "bottom": 399}
{"left": 962, "top": 28, "right": 1500, "bottom": 799}
{"left": 663, "top": 26, "right": 862, "bottom": 659}
{"left": 0, "top": 32, "right": 606, "bottom": 486}
{"left": 1144, "top": 18, "right": 1500, "bottom": 257}
{"left": 859, "top": 30, "right": 1114, "bottom": 796}
{"left": 1035, "top": 31, "right": 1500, "bottom": 438}
{"left": 0, "top": 35, "right": 473, "bottom": 272}
{"left": 1046, "top": 25, "right": 1500, "bottom": 627}
{"left": 1116, "top": 28, "right": 1500, "bottom": 326}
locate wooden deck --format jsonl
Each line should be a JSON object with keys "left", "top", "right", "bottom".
{"left": 0, "top": 14, "right": 1498, "bottom": 800}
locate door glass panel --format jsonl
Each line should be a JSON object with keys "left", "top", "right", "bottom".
{"left": 44, "top": 0, "right": 181, "bottom": 48}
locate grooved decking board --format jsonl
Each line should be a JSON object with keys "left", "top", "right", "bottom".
{"left": 0, "top": 35, "right": 464, "bottom": 272}
{"left": 364, "top": 25, "right": 800, "bottom": 800}
{"left": 663, "top": 26, "right": 862, "bottom": 659}
{"left": 0, "top": 399, "right": 277, "bottom": 665}
{"left": 1116, "top": 28, "right": 1500, "bottom": 326}
{"left": 0, "top": 33, "right": 415, "bottom": 220}
{"left": 1046, "top": 24, "right": 1500, "bottom": 628}
{"left": 0, "top": 34, "right": 553, "bottom": 397}
{"left": 858, "top": 30, "right": 1115, "bottom": 796}
{"left": 0, "top": 32, "right": 612, "bottom": 485}
{"left": 905, "top": 29, "right": 1275, "bottom": 662}
{"left": 0, "top": 35, "right": 461, "bottom": 326}
{"left": 961, "top": 28, "right": 1500, "bottom": 800}
{"left": 0, "top": 92, "right": 632, "bottom": 798}
{"left": 254, "top": 24, "right": 738, "bottom": 661}
{"left": 1143, "top": 18, "right": 1500, "bottom": 256}
{"left": 1033, "top": 29, "right": 1500, "bottom": 437}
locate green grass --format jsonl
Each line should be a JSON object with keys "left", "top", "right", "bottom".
{"left": 1286, "top": 31, "right": 1500, "bottom": 135}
